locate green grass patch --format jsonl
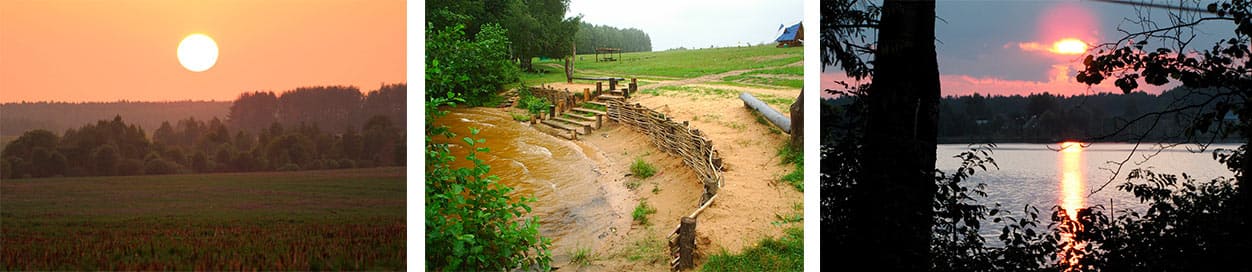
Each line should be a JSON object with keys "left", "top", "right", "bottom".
{"left": 625, "top": 234, "right": 667, "bottom": 264}
{"left": 701, "top": 227, "right": 803, "bottom": 272}
{"left": 771, "top": 203, "right": 804, "bottom": 226}
{"left": 511, "top": 113, "right": 532, "bottom": 122}
{"left": 569, "top": 246, "right": 594, "bottom": 267}
{"left": 630, "top": 157, "right": 656, "bottom": 179}
{"left": 721, "top": 75, "right": 803, "bottom": 89}
{"left": 778, "top": 143, "right": 803, "bottom": 192}
{"left": 580, "top": 102, "right": 607, "bottom": 111}
{"left": 522, "top": 45, "right": 802, "bottom": 86}
{"left": 0, "top": 168, "right": 406, "bottom": 270}
{"left": 632, "top": 199, "right": 657, "bottom": 226}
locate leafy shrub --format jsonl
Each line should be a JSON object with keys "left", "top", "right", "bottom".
{"left": 631, "top": 157, "right": 656, "bottom": 179}
{"left": 632, "top": 200, "right": 656, "bottom": 225}
{"left": 426, "top": 23, "right": 519, "bottom": 106}
{"left": 425, "top": 95, "right": 550, "bottom": 271}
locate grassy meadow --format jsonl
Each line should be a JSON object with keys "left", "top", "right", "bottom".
{"left": 522, "top": 45, "right": 803, "bottom": 88}
{"left": 0, "top": 167, "right": 405, "bottom": 270}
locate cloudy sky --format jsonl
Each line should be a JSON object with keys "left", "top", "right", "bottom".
{"left": 822, "top": 0, "right": 1232, "bottom": 97}
{"left": 568, "top": 0, "right": 804, "bottom": 51}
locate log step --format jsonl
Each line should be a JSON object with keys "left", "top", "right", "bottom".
{"left": 585, "top": 101, "right": 609, "bottom": 108}
{"left": 572, "top": 107, "right": 607, "bottom": 116}
{"left": 598, "top": 94, "right": 625, "bottom": 101}
{"left": 544, "top": 119, "right": 589, "bottom": 135}
{"left": 564, "top": 112, "right": 597, "bottom": 122}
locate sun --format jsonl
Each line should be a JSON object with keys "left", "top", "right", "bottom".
{"left": 1050, "top": 38, "right": 1088, "bottom": 55}
{"left": 177, "top": 33, "right": 218, "bottom": 72}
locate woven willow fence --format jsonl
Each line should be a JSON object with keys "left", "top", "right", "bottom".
{"left": 605, "top": 100, "right": 725, "bottom": 270}
{"left": 605, "top": 100, "right": 723, "bottom": 204}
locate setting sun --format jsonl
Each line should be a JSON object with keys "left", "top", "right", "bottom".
{"left": 177, "top": 33, "right": 218, "bottom": 72}
{"left": 1051, "top": 38, "right": 1087, "bottom": 55}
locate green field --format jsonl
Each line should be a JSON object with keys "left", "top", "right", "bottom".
{"left": 0, "top": 168, "right": 405, "bottom": 270}
{"left": 522, "top": 45, "right": 803, "bottom": 87}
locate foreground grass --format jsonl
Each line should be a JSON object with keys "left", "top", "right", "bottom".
{"left": 0, "top": 168, "right": 405, "bottom": 270}
{"left": 701, "top": 227, "right": 803, "bottom": 272}
{"left": 523, "top": 45, "right": 802, "bottom": 85}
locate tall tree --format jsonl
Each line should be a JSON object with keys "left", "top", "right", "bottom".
{"left": 856, "top": 0, "right": 941, "bottom": 268}
{"left": 823, "top": 0, "right": 941, "bottom": 268}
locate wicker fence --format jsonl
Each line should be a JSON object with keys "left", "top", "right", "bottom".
{"left": 605, "top": 100, "right": 723, "bottom": 202}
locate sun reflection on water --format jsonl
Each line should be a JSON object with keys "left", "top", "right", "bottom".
{"left": 1058, "top": 141, "right": 1087, "bottom": 270}
{"left": 1059, "top": 141, "right": 1085, "bottom": 221}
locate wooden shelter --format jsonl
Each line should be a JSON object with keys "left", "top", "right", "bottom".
{"left": 595, "top": 47, "right": 622, "bottom": 62}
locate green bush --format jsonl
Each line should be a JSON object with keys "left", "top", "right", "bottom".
{"left": 516, "top": 87, "right": 552, "bottom": 115}
{"left": 425, "top": 95, "right": 550, "bottom": 271}
{"left": 632, "top": 200, "right": 657, "bottom": 226}
{"left": 426, "top": 23, "right": 519, "bottom": 106}
{"left": 631, "top": 157, "right": 656, "bottom": 179}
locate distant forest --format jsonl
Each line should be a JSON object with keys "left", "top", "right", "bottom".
{"left": 1, "top": 83, "right": 405, "bottom": 179}
{"left": 823, "top": 86, "right": 1237, "bottom": 143}
{"left": 574, "top": 22, "right": 652, "bottom": 54}
{"left": 1, "top": 101, "right": 229, "bottom": 139}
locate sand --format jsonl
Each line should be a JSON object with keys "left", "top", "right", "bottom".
{"left": 518, "top": 63, "right": 803, "bottom": 270}
{"left": 538, "top": 81, "right": 802, "bottom": 271}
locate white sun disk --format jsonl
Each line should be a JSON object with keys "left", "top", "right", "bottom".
{"left": 178, "top": 34, "right": 218, "bottom": 72}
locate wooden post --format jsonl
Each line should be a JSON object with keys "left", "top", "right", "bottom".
{"left": 609, "top": 78, "right": 618, "bottom": 91}
{"left": 596, "top": 82, "right": 603, "bottom": 96}
{"left": 676, "top": 216, "right": 697, "bottom": 270}
{"left": 790, "top": 90, "right": 804, "bottom": 149}
{"left": 595, "top": 114, "right": 603, "bottom": 129}
{"left": 584, "top": 88, "right": 591, "bottom": 101}
{"left": 628, "top": 78, "right": 637, "bottom": 98}
{"left": 549, "top": 104, "right": 556, "bottom": 119}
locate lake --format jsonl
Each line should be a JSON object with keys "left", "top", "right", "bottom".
{"left": 936, "top": 142, "right": 1237, "bottom": 225}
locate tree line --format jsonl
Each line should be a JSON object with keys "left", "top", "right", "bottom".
{"left": 1, "top": 84, "right": 406, "bottom": 179}
{"left": 826, "top": 86, "right": 1234, "bottom": 143}
{"left": 427, "top": 0, "right": 580, "bottom": 71}
{"left": 574, "top": 22, "right": 652, "bottom": 54}
{"left": 0, "top": 101, "right": 229, "bottom": 139}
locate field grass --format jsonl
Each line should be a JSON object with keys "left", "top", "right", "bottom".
{"left": 0, "top": 167, "right": 405, "bottom": 270}
{"left": 522, "top": 45, "right": 802, "bottom": 86}
{"left": 701, "top": 227, "right": 803, "bottom": 272}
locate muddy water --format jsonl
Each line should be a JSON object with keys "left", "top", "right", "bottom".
{"left": 433, "top": 107, "right": 623, "bottom": 261}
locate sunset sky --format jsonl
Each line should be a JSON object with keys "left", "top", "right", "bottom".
{"left": 821, "top": 1, "right": 1231, "bottom": 98}
{"left": 0, "top": 0, "right": 405, "bottom": 103}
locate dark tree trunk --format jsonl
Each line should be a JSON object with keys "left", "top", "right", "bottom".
{"left": 851, "top": 0, "right": 941, "bottom": 269}
{"left": 520, "top": 56, "right": 534, "bottom": 72}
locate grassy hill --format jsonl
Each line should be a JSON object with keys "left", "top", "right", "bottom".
{"left": 521, "top": 45, "right": 803, "bottom": 89}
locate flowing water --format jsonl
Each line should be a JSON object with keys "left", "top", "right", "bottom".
{"left": 433, "top": 107, "right": 624, "bottom": 260}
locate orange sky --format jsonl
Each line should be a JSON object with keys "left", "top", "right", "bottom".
{"left": 0, "top": 0, "right": 405, "bottom": 103}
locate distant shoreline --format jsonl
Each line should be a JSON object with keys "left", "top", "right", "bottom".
{"left": 937, "top": 137, "right": 1245, "bottom": 145}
